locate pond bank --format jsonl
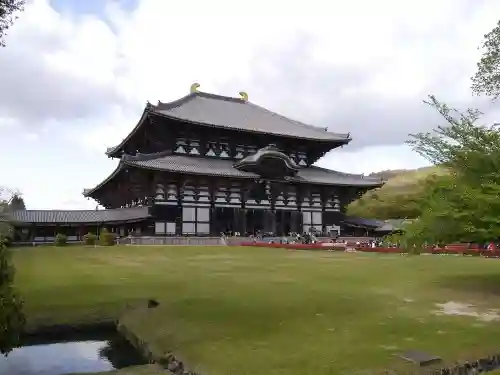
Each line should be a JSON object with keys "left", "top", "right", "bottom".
{"left": 117, "top": 303, "right": 200, "bottom": 375}
{"left": 23, "top": 321, "right": 117, "bottom": 345}
{"left": 2, "top": 321, "right": 150, "bottom": 375}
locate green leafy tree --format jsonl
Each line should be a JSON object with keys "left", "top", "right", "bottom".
{"left": 395, "top": 96, "right": 500, "bottom": 246}
{"left": 0, "top": 0, "right": 25, "bottom": 47}
{"left": 472, "top": 20, "right": 500, "bottom": 99}
{"left": 9, "top": 194, "right": 25, "bottom": 211}
{"left": 0, "top": 188, "right": 25, "bottom": 355}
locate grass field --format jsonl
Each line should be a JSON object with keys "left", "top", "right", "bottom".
{"left": 12, "top": 246, "right": 500, "bottom": 375}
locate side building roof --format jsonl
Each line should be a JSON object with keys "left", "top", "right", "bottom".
{"left": 342, "top": 216, "right": 411, "bottom": 233}
{"left": 107, "top": 90, "right": 351, "bottom": 157}
{"left": 10, "top": 206, "right": 150, "bottom": 225}
{"left": 84, "top": 152, "right": 384, "bottom": 198}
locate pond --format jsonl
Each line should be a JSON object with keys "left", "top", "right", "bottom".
{"left": 0, "top": 330, "right": 147, "bottom": 375}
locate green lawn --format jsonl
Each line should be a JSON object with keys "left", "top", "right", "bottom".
{"left": 12, "top": 246, "right": 500, "bottom": 375}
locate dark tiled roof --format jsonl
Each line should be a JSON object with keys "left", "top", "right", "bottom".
{"left": 154, "top": 92, "right": 350, "bottom": 141}
{"left": 342, "top": 216, "right": 411, "bottom": 232}
{"left": 342, "top": 216, "right": 386, "bottom": 229}
{"left": 375, "top": 219, "right": 413, "bottom": 232}
{"left": 107, "top": 91, "right": 351, "bottom": 157}
{"left": 121, "top": 153, "right": 383, "bottom": 187}
{"left": 10, "top": 206, "right": 150, "bottom": 224}
{"left": 293, "top": 166, "right": 383, "bottom": 186}
{"left": 375, "top": 223, "right": 397, "bottom": 232}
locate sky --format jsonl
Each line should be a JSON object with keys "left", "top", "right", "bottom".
{"left": 1, "top": 0, "right": 499, "bottom": 210}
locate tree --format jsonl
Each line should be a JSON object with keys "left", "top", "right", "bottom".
{"left": 394, "top": 96, "right": 500, "bottom": 246}
{"left": 0, "top": 187, "right": 25, "bottom": 355}
{"left": 0, "top": 0, "right": 25, "bottom": 47}
{"left": 472, "top": 20, "right": 500, "bottom": 99}
{"left": 9, "top": 194, "right": 25, "bottom": 211}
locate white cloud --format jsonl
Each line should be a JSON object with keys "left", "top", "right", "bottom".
{"left": 0, "top": 0, "right": 497, "bottom": 209}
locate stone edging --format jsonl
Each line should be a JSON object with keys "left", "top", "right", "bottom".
{"left": 424, "top": 355, "right": 500, "bottom": 375}
{"left": 117, "top": 300, "right": 202, "bottom": 375}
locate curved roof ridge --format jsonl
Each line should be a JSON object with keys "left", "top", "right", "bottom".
{"left": 155, "top": 92, "right": 196, "bottom": 110}
{"left": 156, "top": 91, "right": 243, "bottom": 110}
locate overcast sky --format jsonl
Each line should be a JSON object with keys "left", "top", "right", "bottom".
{"left": 1, "top": 0, "right": 499, "bottom": 209}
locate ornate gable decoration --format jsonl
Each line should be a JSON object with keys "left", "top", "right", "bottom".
{"left": 234, "top": 144, "right": 299, "bottom": 179}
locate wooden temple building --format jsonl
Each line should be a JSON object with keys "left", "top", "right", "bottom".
{"left": 9, "top": 84, "right": 386, "bottom": 243}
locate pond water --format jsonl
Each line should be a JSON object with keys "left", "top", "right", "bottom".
{"left": 0, "top": 332, "right": 147, "bottom": 375}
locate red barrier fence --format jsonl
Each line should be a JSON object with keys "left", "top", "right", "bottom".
{"left": 238, "top": 242, "right": 500, "bottom": 257}
{"left": 239, "top": 242, "right": 346, "bottom": 251}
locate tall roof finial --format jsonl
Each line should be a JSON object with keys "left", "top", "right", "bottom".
{"left": 239, "top": 91, "right": 248, "bottom": 102}
{"left": 190, "top": 82, "right": 200, "bottom": 93}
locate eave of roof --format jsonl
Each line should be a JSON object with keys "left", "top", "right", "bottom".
{"left": 9, "top": 206, "right": 151, "bottom": 225}
{"left": 342, "top": 216, "right": 411, "bottom": 232}
{"left": 106, "top": 91, "right": 352, "bottom": 157}
{"left": 106, "top": 106, "right": 150, "bottom": 157}
{"left": 85, "top": 153, "right": 383, "bottom": 198}
{"left": 83, "top": 163, "right": 124, "bottom": 197}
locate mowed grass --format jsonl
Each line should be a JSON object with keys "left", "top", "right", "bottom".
{"left": 12, "top": 246, "right": 500, "bottom": 375}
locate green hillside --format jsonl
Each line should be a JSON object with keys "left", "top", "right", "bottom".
{"left": 347, "top": 166, "right": 446, "bottom": 219}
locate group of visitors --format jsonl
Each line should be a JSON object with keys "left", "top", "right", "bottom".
{"left": 246, "top": 230, "right": 322, "bottom": 245}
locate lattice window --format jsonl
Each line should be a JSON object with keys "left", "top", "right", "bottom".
{"left": 302, "top": 211, "right": 323, "bottom": 234}
{"left": 206, "top": 141, "right": 217, "bottom": 157}
{"left": 235, "top": 145, "right": 244, "bottom": 159}
{"left": 297, "top": 151, "right": 307, "bottom": 166}
{"left": 175, "top": 138, "right": 187, "bottom": 154}
{"left": 155, "top": 184, "right": 165, "bottom": 200}
{"left": 196, "top": 207, "right": 210, "bottom": 234}
{"left": 189, "top": 140, "right": 200, "bottom": 155}
{"left": 219, "top": 142, "right": 230, "bottom": 158}
{"left": 155, "top": 222, "right": 166, "bottom": 234}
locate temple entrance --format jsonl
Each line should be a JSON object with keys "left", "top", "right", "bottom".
{"left": 275, "top": 210, "right": 292, "bottom": 236}
{"left": 245, "top": 209, "right": 265, "bottom": 235}
{"left": 212, "top": 207, "right": 236, "bottom": 235}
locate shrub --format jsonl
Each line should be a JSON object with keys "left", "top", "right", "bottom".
{"left": 83, "top": 232, "right": 97, "bottom": 246}
{"left": 54, "top": 233, "right": 67, "bottom": 246}
{"left": 0, "top": 236, "right": 26, "bottom": 354}
{"left": 99, "top": 228, "right": 116, "bottom": 246}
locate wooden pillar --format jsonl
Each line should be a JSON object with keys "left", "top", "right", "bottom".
{"left": 232, "top": 208, "right": 239, "bottom": 235}
{"left": 240, "top": 209, "right": 247, "bottom": 236}
{"left": 29, "top": 224, "right": 35, "bottom": 243}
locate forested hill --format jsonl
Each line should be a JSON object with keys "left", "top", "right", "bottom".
{"left": 347, "top": 166, "right": 445, "bottom": 219}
